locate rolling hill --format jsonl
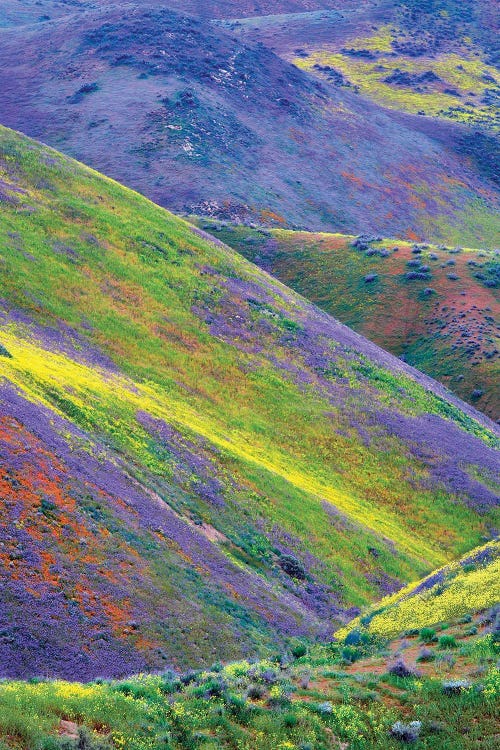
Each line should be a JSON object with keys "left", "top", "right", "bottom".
{"left": 0, "top": 125, "right": 498, "bottom": 680}
{"left": 0, "top": 3, "right": 498, "bottom": 243}
{"left": 219, "top": 1, "right": 499, "bottom": 134}
{"left": 0, "top": 1, "right": 368, "bottom": 27}
{"left": 190, "top": 223, "right": 500, "bottom": 419}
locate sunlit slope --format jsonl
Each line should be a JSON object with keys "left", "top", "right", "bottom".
{"left": 0, "top": 126, "right": 498, "bottom": 678}
{"left": 198, "top": 224, "right": 499, "bottom": 419}
{"left": 336, "top": 539, "right": 500, "bottom": 639}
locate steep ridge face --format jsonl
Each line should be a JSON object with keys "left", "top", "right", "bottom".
{"left": 190, "top": 223, "right": 500, "bottom": 420}
{"left": 0, "top": 3, "right": 498, "bottom": 243}
{"left": 0, "top": 126, "right": 498, "bottom": 679}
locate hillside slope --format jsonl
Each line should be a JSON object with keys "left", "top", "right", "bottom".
{"left": 0, "top": 1, "right": 368, "bottom": 27}
{"left": 192, "top": 224, "right": 500, "bottom": 419}
{"left": 0, "top": 126, "right": 498, "bottom": 679}
{"left": 220, "top": 1, "right": 498, "bottom": 134}
{"left": 0, "top": 3, "right": 498, "bottom": 243}
{"left": 337, "top": 539, "right": 500, "bottom": 638}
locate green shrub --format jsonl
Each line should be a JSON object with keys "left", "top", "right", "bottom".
{"left": 438, "top": 635, "right": 458, "bottom": 649}
{"left": 291, "top": 643, "right": 307, "bottom": 659}
{"left": 420, "top": 627, "right": 437, "bottom": 643}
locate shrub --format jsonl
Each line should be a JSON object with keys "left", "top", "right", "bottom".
{"left": 68, "top": 82, "right": 100, "bottom": 104}
{"left": 416, "top": 648, "right": 435, "bottom": 662}
{"left": 438, "top": 635, "right": 457, "bottom": 649}
{"left": 390, "top": 720, "right": 422, "bottom": 742}
{"left": 344, "top": 629, "right": 362, "bottom": 646}
{"left": 442, "top": 679, "right": 470, "bottom": 695}
{"left": 364, "top": 273, "right": 378, "bottom": 283}
{"left": 261, "top": 669, "right": 278, "bottom": 685}
{"left": 291, "top": 643, "right": 307, "bottom": 659}
{"left": 406, "top": 271, "right": 430, "bottom": 280}
{"left": 179, "top": 670, "right": 199, "bottom": 686}
{"left": 246, "top": 683, "right": 266, "bottom": 700}
{"left": 298, "top": 670, "right": 311, "bottom": 689}
{"left": 420, "top": 627, "right": 436, "bottom": 643}
{"left": 388, "top": 659, "right": 420, "bottom": 678}
{"left": 279, "top": 554, "right": 306, "bottom": 580}
{"left": 0, "top": 343, "right": 12, "bottom": 358}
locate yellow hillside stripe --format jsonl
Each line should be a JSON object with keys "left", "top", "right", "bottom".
{"left": 0, "top": 329, "right": 446, "bottom": 567}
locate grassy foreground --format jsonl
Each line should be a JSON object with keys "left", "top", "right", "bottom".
{"left": 0, "top": 614, "right": 498, "bottom": 749}
{"left": 1, "top": 541, "right": 498, "bottom": 749}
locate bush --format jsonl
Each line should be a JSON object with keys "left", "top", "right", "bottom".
{"left": 279, "top": 554, "right": 306, "bottom": 580}
{"left": 442, "top": 679, "right": 470, "bottom": 695}
{"left": 420, "top": 627, "right": 436, "bottom": 643}
{"left": 388, "top": 659, "right": 420, "bottom": 678}
{"left": 291, "top": 643, "right": 307, "bottom": 659}
{"left": 416, "top": 648, "right": 435, "bottom": 662}
{"left": 0, "top": 343, "right": 12, "bottom": 358}
{"left": 390, "top": 720, "right": 422, "bottom": 743}
{"left": 364, "top": 273, "right": 378, "bottom": 283}
{"left": 261, "top": 669, "right": 278, "bottom": 685}
{"left": 438, "top": 635, "right": 457, "bottom": 649}
{"left": 246, "top": 683, "right": 266, "bottom": 699}
{"left": 406, "top": 271, "right": 430, "bottom": 280}
{"left": 344, "top": 629, "right": 362, "bottom": 646}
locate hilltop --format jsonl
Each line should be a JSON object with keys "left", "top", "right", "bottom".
{"left": 0, "top": 3, "right": 498, "bottom": 242}
{"left": 0, "top": 125, "right": 498, "bottom": 679}
{"left": 190, "top": 223, "right": 499, "bottom": 419}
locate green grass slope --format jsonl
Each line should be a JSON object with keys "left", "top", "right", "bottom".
{"left": 194, "top": 223, "right": 499, "bottom": 420}
{"left": 0, "top": 125, "right": 498, "bottom": 679}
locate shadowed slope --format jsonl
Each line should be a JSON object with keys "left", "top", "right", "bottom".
{"left": 0, "top": 125, "right": 498, "bottom": 679}
{"left": 0, "top": 3, "right": 498, "bottom": 243}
